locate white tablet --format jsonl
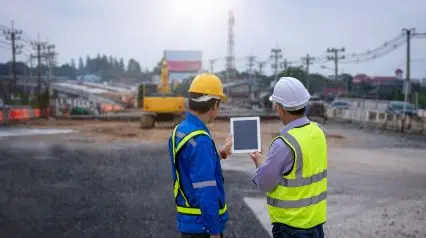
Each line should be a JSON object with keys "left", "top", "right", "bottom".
{"left": 230, "top": 116, "right": 261, "bottom": 153}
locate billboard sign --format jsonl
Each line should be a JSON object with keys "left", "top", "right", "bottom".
{"left": 164, "top": 50, "right": 202, "bottom": 72}
{"left": 167, "top": 61, "right": 201, "bottom": 72}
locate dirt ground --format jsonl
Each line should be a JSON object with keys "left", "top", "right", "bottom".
{"left": 19, "top": 119, "right": 346, "bottom": 150}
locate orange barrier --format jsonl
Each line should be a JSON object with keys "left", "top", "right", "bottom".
{"left": 112, "top": 105, "right": 121, "bottom": 112}
{"left": 22, "top": 109, "right": 29, "bottom": 120}
{"left": 9, "top": 109, "right": 21, "bottom": 120}
{"left": 1, "top": 107, "right": 51, "bottom": 124}
{"left": 101, "top": 104, "right": 113, "bottom": 113}
{"left": 34, "top": 109, "right": 41, "bottom": 118}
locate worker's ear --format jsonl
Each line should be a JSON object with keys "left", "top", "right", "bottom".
{"left": 211, "top": 100, "right": 219, "bottom": 111}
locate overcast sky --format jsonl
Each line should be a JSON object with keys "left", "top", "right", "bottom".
{"left": 1, "top": 0, "right": 426, "bottom": 78}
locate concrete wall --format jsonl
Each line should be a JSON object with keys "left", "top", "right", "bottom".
{"left": 327, "top": 107, "right": 426, "bottom": 135}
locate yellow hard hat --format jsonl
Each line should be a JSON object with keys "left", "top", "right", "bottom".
{"left": 188, "top": 73, "right": 226, "bottom": 100}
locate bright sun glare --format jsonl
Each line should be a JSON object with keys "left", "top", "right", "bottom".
{"left": 169, "top": 0, "right": 229, "bottom": 16}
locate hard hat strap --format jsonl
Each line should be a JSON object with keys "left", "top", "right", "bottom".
{"left": 190, "top": 95, "right": 220, "bottom": 102}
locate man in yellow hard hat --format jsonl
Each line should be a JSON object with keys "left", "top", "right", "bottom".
{"left": 168, "top": 73, "right": 232, "bottom": 238}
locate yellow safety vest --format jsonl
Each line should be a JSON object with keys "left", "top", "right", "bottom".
{"left": 266, "top": 122, "right": 327, "bottom": 229}
{"left": 171, "top": 125, "right": 228, "bottom": 216}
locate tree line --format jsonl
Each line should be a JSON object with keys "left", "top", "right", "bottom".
{"left": 0, "top": 54, "right": 150, "bottom": 80}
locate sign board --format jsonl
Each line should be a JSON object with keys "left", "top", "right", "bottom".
{"left": 163, "top": 50, "right": 202, "bottom": 72}
{"left": 56, "top": 97, "right": 91, "bottom": 108}
{"left": 230, "top": 117, "right": 261, "bottom": 153}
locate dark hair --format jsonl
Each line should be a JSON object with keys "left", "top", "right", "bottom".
{"left": 188, "top": 92, "right": 220, "bottom": 114}
{"left": 288, "top": 107, "right": 306, "bottom": 116}
{"left": 276, "top": 103, "right": 306, "bottom": 116}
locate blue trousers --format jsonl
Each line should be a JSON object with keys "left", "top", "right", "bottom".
{"left": 272, "top": 223, "right": 324, "bottom": 238}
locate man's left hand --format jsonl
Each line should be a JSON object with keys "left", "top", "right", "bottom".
{"left": 220, "top": 134, "right": 233, "bottom": 158}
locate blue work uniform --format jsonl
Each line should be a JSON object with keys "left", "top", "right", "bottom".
{"left": 168, "top": 112, "right": 229, "bottom": 235}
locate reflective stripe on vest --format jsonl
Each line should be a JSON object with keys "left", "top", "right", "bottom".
{"left": 273, "top": 132, "right": 327, "bottom": 188}
{"left": 171, "top": 125, "right": 228, "bottom": 216}
{"left": 266, "top": 122, "right": 327, "bottom": 228}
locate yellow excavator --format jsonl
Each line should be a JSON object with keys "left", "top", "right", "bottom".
{"left": 139, "top": 58, "right": 186, "bottom": 129}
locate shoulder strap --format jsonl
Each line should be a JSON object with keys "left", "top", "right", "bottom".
{"left": 172, "top": 124, "right": 211, "bottom": 158}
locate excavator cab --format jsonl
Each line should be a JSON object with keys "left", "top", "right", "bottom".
{"left": 139, "top": 58, "right": 186, "bottom": 129}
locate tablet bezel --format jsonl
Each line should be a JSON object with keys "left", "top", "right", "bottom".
{"left": 230, "top": 116, "right": 261, "bottom": 154}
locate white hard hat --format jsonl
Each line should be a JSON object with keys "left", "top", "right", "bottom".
{"left": 269, "top": 77, "right": 310, "bottom": 111}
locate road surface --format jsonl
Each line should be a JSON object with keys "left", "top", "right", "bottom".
{"left": 0, "top": 122, "right": 425, "bottom": 237}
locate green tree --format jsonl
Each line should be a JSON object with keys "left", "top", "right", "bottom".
{"left": 78, "top": 57, "right": 84, "bottom": 72}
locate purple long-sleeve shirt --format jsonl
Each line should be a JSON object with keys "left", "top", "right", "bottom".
{"left": 252, "top": 117, "right": 311, "bottom": 193}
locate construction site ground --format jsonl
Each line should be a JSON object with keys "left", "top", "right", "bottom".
{"left": 0, "top": 119, "right": 425, "bottom": 237}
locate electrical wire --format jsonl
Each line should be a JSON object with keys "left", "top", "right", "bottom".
{"left": 341, "top": 35, "right": 407, "bottom": 64}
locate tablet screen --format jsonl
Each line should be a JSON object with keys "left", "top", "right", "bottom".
{"left": 231, "top": 117, "right": 261, "bottom": 153}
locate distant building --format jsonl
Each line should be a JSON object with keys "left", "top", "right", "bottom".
{"left": 353, "top": 74, "right": 399, "bottom": 86}
{"left": 352, "top": 74, "right": 371, "bottom": 84}
{"left": 370, "top": 76, "right": 398, "bottom": 86}
{"left": 321, "top": 87, "right": 345, "bottom": 97}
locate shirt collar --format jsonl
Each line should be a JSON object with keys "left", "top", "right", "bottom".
{"left": 280, "top": 116, "right": 310, "bottom": 134}
{"left": 185, "top": 111, "right": 211, "bottom": 134}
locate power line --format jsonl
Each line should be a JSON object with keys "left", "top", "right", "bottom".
{"left": 413, "top": 32, "right": 426, "bottom": 39}
{"left": 326, "top": 47, "right": 345, "bottom": 82}
{"left": 301, "top": 54, "right": 315, "bottom": 91}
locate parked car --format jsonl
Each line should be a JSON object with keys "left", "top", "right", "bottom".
{"left": 330, "top": 99, "right": 351, "bottom": 109}
{"left": 386, "top": 101, "right": 417, "bottom": 116}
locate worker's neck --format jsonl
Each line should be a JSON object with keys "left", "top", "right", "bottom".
{"left": 283, "top": 115, "right": 305, "bottom": 125}
{"left": 190, "top": 110, "right": 210, "bottom": 124}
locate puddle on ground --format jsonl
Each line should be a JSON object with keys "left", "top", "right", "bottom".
{"left": 0, "top": 128, "right": 76, "bottom": 137}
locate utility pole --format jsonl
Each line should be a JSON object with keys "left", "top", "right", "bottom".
{"left": 46, "top": 44, "right": 56, "bottom": 111}
{"left": 280, "top": 58, "right": 291, "bottom": 72}
{"left": 256, "top": 61, "right": 267, "bottom": 75}
{"left": 46, "top": 44, "right": 56, "bottom": 81}
{"left": 246, "top": 55, "right": 256, "bottom": 100}
{"left": 401, "top": 28, "right": 415, "bottom": 133}
{"left": 270, "top": 43, "right": 282, "bottom": 84}
{"left": 246, "top": 55, "right": 256, "bottom": 74}
{"left": 208, "top": 59, "right": 216, "bottom": 73}
{"left": 2, "top": 20, "right": 23, "bottom": 103}
{"left": 326, "top": 47, "right": 345, "bottom": 82}
{"left": 301, "top": 54, "right": 315, "bottom": 91}
{"left": 31, "top": 37, "right": 47, "bottom": 108}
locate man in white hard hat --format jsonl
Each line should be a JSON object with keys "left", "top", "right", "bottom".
{"left": 249, "top": 77, "right": 328, "bottom": 238}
